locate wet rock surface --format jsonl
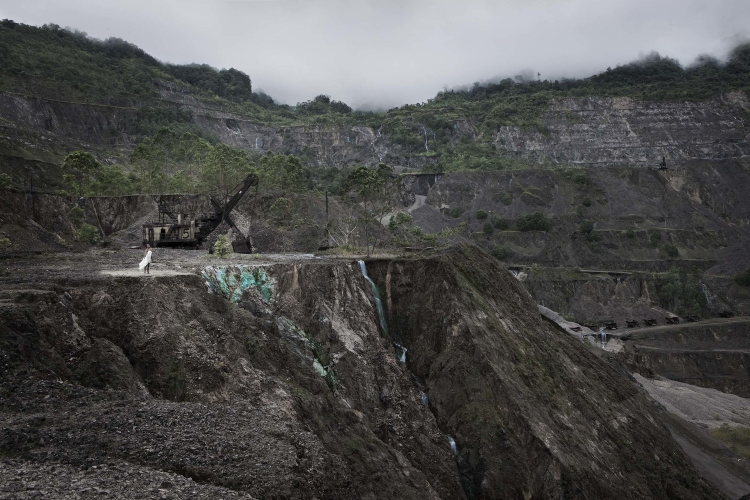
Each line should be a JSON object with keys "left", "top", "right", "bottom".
{"left": 0, "top": 250, "right": 461, "bottom": 499}
{"left": 368, "top": 246, "right": 722, "bottom": 499}
{"left": 0, "top": 246, "right": 726, "bottom": 499}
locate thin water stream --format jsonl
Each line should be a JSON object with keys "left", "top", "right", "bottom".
{"left": 357, "top": 260, "right": 461, "bottom": 462}
{"left": 358, "top": 260, "right": 389, "bottom": 338}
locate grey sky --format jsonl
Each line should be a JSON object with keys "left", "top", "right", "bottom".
{"left": 1, "top": 0, "right": 748, "bottom": 110}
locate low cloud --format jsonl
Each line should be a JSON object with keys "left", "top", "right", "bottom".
{"left": 1, "top": 0, "right": 748, "bottom": 109}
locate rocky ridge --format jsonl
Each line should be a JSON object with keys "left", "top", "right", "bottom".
{"left": 0, "top": 246, "right": 723, "bottom": 499}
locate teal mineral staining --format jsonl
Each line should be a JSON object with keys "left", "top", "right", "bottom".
{"left": 202, "top": 265, "right": 275, "bottom": 303}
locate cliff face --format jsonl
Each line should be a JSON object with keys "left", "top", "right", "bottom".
{"left": 497, "top": 93, "right": 750, "bottom": 166}
{"left": 616, "top": 319, "right": 750, "bottom": 398}
{"left": 2, "top": 87, "right": 748, "bottom": 177}
{"left": 399, "top": 158, "right": 750, "bottom": 273}
{"left": 0, "top": 247, "right": 722, "bottom": 499}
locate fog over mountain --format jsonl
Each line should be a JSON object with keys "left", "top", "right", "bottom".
{"left": 0, "top": 0, "right": 748, "bottom": 110}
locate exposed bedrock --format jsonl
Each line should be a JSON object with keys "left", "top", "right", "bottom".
{"left": 617, "top": 319, "right": 750, "bottom": 398}
{"left": 2, "top": 90, "right": 748, "bottom": 174}
{"left": 0, "top": 247, "right": 723, "bottom": 498}
{"left": 366, "top": 246, "right": 718, "bottom": 499}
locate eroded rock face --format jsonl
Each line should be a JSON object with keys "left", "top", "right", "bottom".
{"left": 617, "top": 320, "right": 750, "bottom": 398}
{"left": 496, "top": 94, "right": 750, "bottom": 166}
{"left": 2, "top": 90, "right": 748, "bottom": 176}
{"left": 0, "top": 248, "right": 722, "bottom": 499}
{"left": 0, "top": 263, "right": 463, "bottom": 498}
{"left": 367, "top": 246, "right": 720, "bottom": 499}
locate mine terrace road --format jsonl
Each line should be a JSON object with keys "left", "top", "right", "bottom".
{"left": 608, "top": 316, "right": 750, "bottom": 338}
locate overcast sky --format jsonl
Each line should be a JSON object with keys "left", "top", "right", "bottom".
{"left": 1, "top": 0, "right": 748, "bottom": 110}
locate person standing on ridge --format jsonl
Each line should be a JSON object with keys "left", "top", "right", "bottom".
{"left": 139, "top": 244, "right": 152, "bottom": 274}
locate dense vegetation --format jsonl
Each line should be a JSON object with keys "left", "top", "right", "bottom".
{"left": 379, "top": 45, "right": 750, "bottom": 171}
{"left": 1, "top": 19, "right": 750, "bottom": 182}
{"left": 0, "top": 19, "right": 377, "bottom": 130}
{"left": 58, "top": 127, "right": 356, "bottom": 196}
{"left": 655, "top": 269, "right": 708, "bottom": 317}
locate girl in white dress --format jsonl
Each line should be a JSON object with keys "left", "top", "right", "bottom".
{"left": 139, "top": 244, "right": 152, "bottom": 274}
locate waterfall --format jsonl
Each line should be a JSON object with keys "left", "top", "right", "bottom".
{"left": 395, "top": 343, "right": 407, "bottom": 363}
{"left": 448, "top": 436, "right": 458, "bottom": 457}
{"left": 421, "top": 391, "right": 429, "bottom": 405}
{"left": 701, "top": 283, "right": 713, "bottom": 309}
{"left": 599, "top": 327, "right": 606, "bottom": 348}
{"left": 358, "top": 260, "right": 389, "bottom": 337}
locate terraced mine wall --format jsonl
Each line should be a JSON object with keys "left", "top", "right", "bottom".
{"left": 0, "top": 247, "right": 723, "bottom": 499}
{"left": 2, "top": 88, "right": 748, "bottom": 180}
{"left": 496, "top": 93, "right": 750, "bottom": 166}
{"left": 521, "top": 269, "right": 748, "bottom": 325}
{"left": 617, "top": 320, "right": 750, "bottom": 397}
{"left": 400, "top": 159, "right": 750, "bottom": 273}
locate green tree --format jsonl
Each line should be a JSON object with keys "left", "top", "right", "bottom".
{"left": 269, "top": 197, "right": 294, "bottom": 225}
{"left": 213, "top": 235, "right": 232, "bottom": 257}
{"left": 388, "top": 211, "right": 414, "bottom": 247}
{"left": 656, "top": 269, "right": 706, "bottom": 316}
{"left": 203, "top": 143, "right": 252, "bottom": 195}
{"left": 490, "top": 246, "right": 510, "bottom": 260}
{"left": 344, "top": 164, "right": 396, "bottom": 255}
{"left": 61, "top": 151, "right": 100, "bottom": 196}
{"left": 256, "top": 153, "right": 311, "bottom": 193}
{"left": 664, "top": 243, "right": 679, "bottom": 258}
{"left": 516, "top": 212, "right": 551, "bottom": 232}
{"left": 492, "top": 216, "right": 510, "bottom": 230}
{"left": 76, "top": 223, "right": 101, "bottom": 244}
{"left": 580, "top": 220, "right": 594, "bottom": 234}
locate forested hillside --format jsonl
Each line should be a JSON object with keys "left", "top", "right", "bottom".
{"left": 0, "top": 19, "right": 749, "bottom": 196}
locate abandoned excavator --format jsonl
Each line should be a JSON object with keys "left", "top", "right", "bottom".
{"left": 142, "top": 173, "right": 259, "bottom": 253}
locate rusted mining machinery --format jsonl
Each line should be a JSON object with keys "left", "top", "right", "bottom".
{"left": 142, "top": 174, "right": 259, "bottom": 253}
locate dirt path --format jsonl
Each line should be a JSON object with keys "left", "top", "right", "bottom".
{"left": 670, "top": 431, "right": 750, "bottom": 499}
{"left": 614, "top": 316, "right": 750, "bottom": 338}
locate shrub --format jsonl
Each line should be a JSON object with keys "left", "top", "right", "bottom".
{"left": 489, "top": 245, "right": 510, "bottom": 260}
{"left": 76, "top": 223, "right": 100, "bottom": 244}
{"left": 664, "top": 243, "right": 679, "bottom": 258}
{"left": 501, "top": 193, "right": 512, "bottom": 206}
{"left": 476, "top": 209, "right": 488, "bottom": 220}
{"left": 445, "top": 207, "right": 464, "bottom": 218}
{"left": 492, "top": 216, "right": 510, "bottom": 230}
{"left": 735, "top": 269, "right": 750, "bottom": 287}
{"left": 563, "top": 169, "right": 590, "bottom": 185}
{"left": 269, "top": 197, "right": 293, "bottom": 224}
{"left": 582, "top": 197, "right": 592, "bottom": 207}
{"left": 0, "top": 173, "right": 11, "bottom": 189}
{"left": 649, "top": 229, "right": 662, "bottom": 248}
{"left": 625, "top": 228, "right": 636, "bottom": 239}
{"left": 580, "top": 220, "right": 594, "bottom": 234}
{"left": 483, "top": 221, "right": 494, "bottom": 236}
{"left": 389, "top": 211, "right": 413, "bottom": 231}
{"left": 213, "top": 235, "right": 232, "bottom": 257}
{"left": 516, "top": 212, "right": 551, "bottom": 232}
{"left": 571, "top": 172, "right": 590, "bottom": 185}
{"left": 0, "top": 237, "right": 11, "bottom": 250}
{"left": 68, "top": 206, "right": 85, "bottom": 228}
